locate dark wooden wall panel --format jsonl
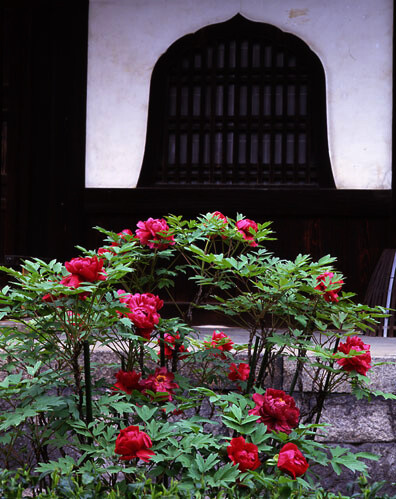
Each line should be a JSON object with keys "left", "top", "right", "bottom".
{"left": 81, "top": 188, "right": 392, "bottom": 301}
{"left": 1, "top": 0, "right": 88, "bottom": 267}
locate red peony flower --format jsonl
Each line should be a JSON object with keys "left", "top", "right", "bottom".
{"left": 136, "top": 218, "right": 175, "bottom": 250}
{"left": 60, "top": 273, "right": 84, "bottom": 289}
{"left": 113, "top": 369, "right": 143, "bottom": 394}
{"left": 249, "top": 389, "right": 299, "bottom": 434}
{"left": 118, "top": 229, "right": 133, "bottom": 237}
{"left": 117, "top": 290, "right": 163, "bottom": 339}
{"left": 337, "top": 336, "right": 372, "bottom": 376}
{"left": 111, "top": 229, "right": 134, "bottom": 247}
{"left": 315, "top": 271, "right": 344, "bottom": 302}
{"left": 42, "top": 293, "right": 56, "bottom": 303}
{"left": 212, "top": 211, "right": 228, "bottom": 224}
{"left": 60, "top": 256, "right": 106, "bottom": 291}
{"left": 159, "top": 332, "right": 189, "bottom": 359}
{"left": 204, "top": 331, "right": 234, "bottom": 355}
{"left": 97, "top": 247, "right": 114, "bottom": 256}
{"left": 227, "top": 436, "right": 261, "bottom": 472}
{"left": 207, "top": 211, "right": 229, "bottom": 240}
{"left": 141, "top": 367, "right": 179, "bottom": 401}
{"left": 134, "top": 292, "right": 164, "bottom": 311}
{"left": 98, "top": 230, "right": 134, "bottom": 255}
{"left": 228, "top": 362, "right": 250, "bottom": 382}
{"left": 65, "top": 310, "right": 83, "bottom": 326}
{"left": 64, "top": 256, "right": 107, "bottom": 283}
{"left": 114, "top": 425, "right": 155, "bottom": 462}
{"left": 236, "top": 219, "right": 258, "bottom": 247}
{"left": 277, "top": 443, "right": 309, "bottom": 479}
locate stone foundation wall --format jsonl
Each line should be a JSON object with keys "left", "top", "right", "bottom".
{"left": 281, "top": 357, "right": 396, "bottom": 494}
{"left": 91, "top": 348, "right": 396, "bottom": 494}
{"left": 1, "top": 318, "right": 396, "bottom": 495}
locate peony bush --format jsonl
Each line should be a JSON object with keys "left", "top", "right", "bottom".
{"left": 0, "top": 212, "right": 392, "bottom": 497}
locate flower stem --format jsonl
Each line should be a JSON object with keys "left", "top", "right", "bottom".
{"left": 288, "top": 348, "right": 307, "bottom": 396}
{"left": 314, "top": 337, "right": 341, "bottom": 426}
{"left": 83, "top": 340, "right": 93, "bottom": 443}
{"left": 255, "top": 345, "right": 271, "bottom": 387}
{"left": 246, "top": 336, "right": 260, "bottom": 393}
{"left": 159, "top": 330, "right": 165, "bottom": 367}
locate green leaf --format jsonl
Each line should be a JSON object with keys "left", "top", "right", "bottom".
{"left": 372, "top": 389, "right": 396, "bottom": 400}
{"left": 35, "top": 456, "right": 76, "bottom": 477}
{"left": 278, "top": 485, "right": 293, "bottom": 499}
{"left": 330, "top": 447, "right": 370, "bottom": 474}
{"left": 330, "top": 461, "right": 342, "bottom": 475}
{"left": 135, "top": 405, "right": 158, "bottom": 422}
{"left": 186, "top": 464, "right": 201, "bottom": 481}
{"left": 229, "top": 404, "right": 242, "bottom": 421}
{"left": 26, "top": 361, "right": 42, "bottom": 376}
{"left": 354, "top": 452, "right": 380, "bottom": 461}
{"left": 0, "top": 407, "right": 39, "bottom": 430}
{"left": 250, "top": 422, "right": 270, "bottom": 445}
{"left": 208, "top": 462, "right": 240, "bottom": 486}
{"left": 222, "top": 416, "right": 257, "bottom": 435}
{"left": 330, "top": 446, "right": 346, "bottom": 458}
{"left": 195, "top": 454, "right": 206, "bottom": 473}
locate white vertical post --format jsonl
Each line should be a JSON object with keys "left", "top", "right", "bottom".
{"left": 383, "top": 251, "right": 396, "bottom": 338}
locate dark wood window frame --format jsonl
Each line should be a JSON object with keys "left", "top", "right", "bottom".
{"left": 138, "top": 14, "right": 334, "bottom": 188}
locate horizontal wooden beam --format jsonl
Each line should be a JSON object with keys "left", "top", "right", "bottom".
{"left": 84, "top": 188, "right": 392, "bottom": 218}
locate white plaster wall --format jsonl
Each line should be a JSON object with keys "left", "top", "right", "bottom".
{"left": 86, "top": 0, "right": 393, "bottom": 189}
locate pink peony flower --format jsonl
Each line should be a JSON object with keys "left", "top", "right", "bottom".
{"left": 117, "top": 290, "right": 163, "bottom": 339}
{"left": 337, "top": 336, "right": 372, "bottom": 376}
{"left": 64, "top": 256, "right": 106, "bottom": 283}
{"left": 60, "top": 273, "right": 84, "bottom": 289}
{"left": 236, "top": 219, "right": 258, "bottom": 247}
{"left": 97, "top": 247, "right": 114, "bottom": 256}
{"left": 315, "top": 271, "right": 344, "bottom": 303}
{"left": 132, "top": 292, "right": 164, "bottom": 311}
{"left": 60, "top": 256, "right": 106, "bottom": 291}
{"left": 136, "top": 218, "right": 175, "bottom": 250}
{"left": 249, "top": 388, "right": 299, "bottom": 434}
{"left": 98, "top": 230, "right": 134, "bottom": 255}
{"left": 207, "top": 211, "right": 229, "bottom": 239}
{"left": 111, "top": 229, "right": 134, "bottom": 247}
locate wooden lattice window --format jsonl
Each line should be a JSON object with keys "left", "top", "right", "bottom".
{"left": 139, "top": 14, "right": 334, "bottom": 188}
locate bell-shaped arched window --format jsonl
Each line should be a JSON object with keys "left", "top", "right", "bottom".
{"left": 138, "top": 14, "right": 334, "bottom": 188}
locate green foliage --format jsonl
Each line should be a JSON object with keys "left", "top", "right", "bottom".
{"left": 0, "top": 212, "right": 392, "bottom": 497}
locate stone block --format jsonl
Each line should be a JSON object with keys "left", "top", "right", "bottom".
{"left": 366, "top": 357, "right": 396, "bottom": 394}
{"left": 282, "top": 356, "right": 396, "bottom": 395}
{"left": 316, "top": 395, "right": 395, "bottom": 443}
{"left": 283, "top": 358, "right": 352, "bottom": 393}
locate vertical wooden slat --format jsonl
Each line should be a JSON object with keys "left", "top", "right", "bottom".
{"left": 232, "top": 38, "right": 241, "bottom": 183}
{"left": 245, "top": 39, "right": 253, "bottom": 183}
